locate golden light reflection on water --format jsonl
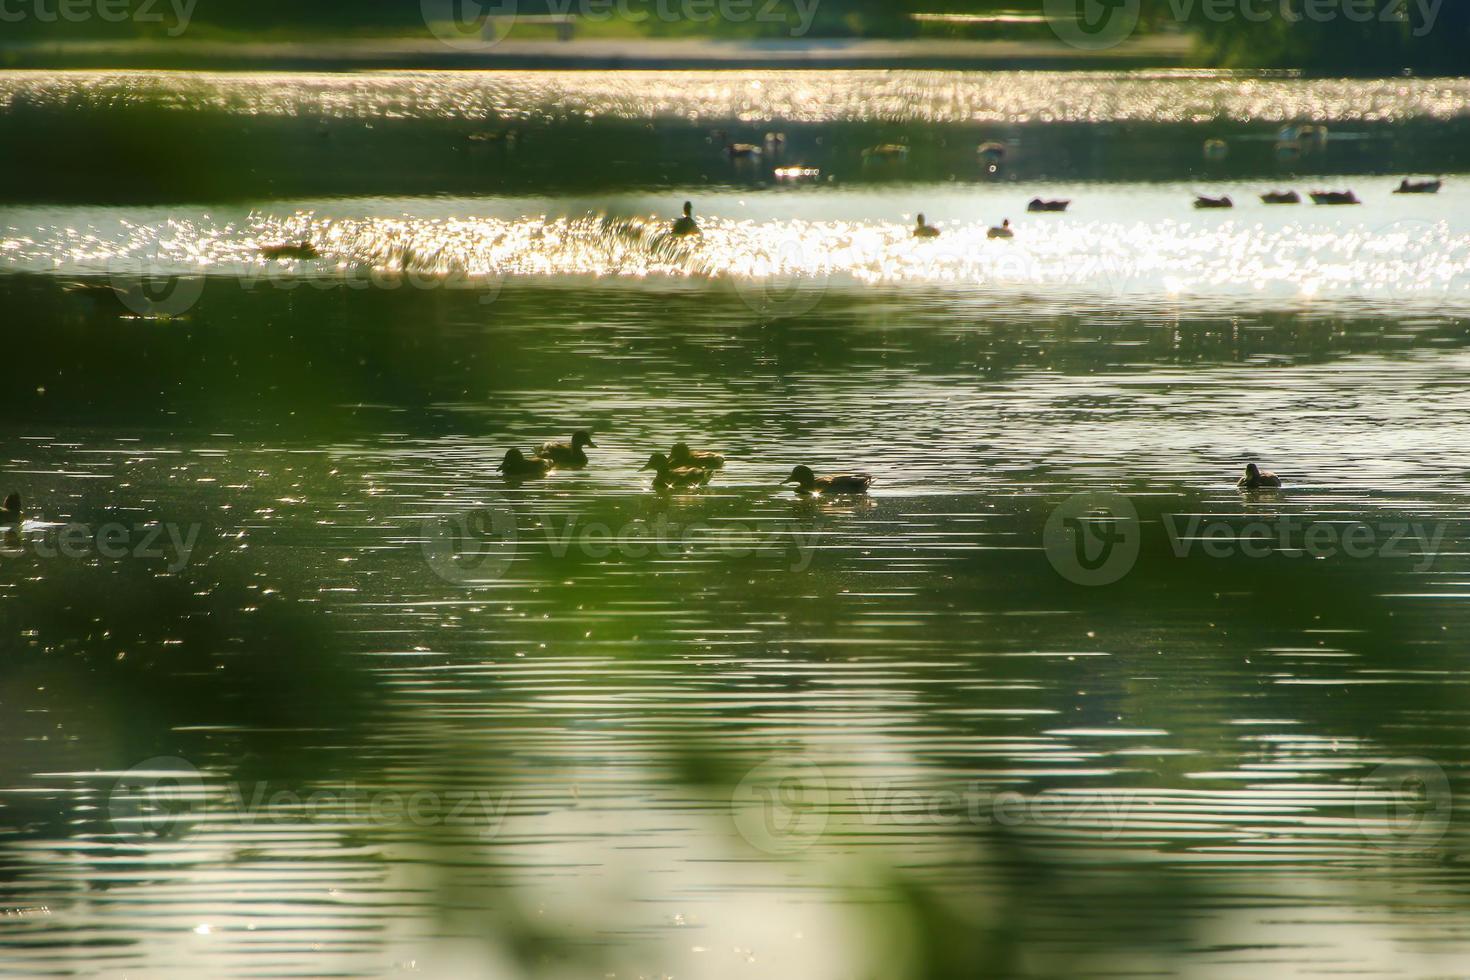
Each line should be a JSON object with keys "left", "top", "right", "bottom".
{"left": 7, "top": 192, "right": 1469, "bottom": 314}
{"left": 6, "top": 70, "right": 1470, "bottom": 124}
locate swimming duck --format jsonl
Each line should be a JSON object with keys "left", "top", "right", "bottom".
{"left": 1, "top": 493, "right": 20, "bottom": 526}
{"left": 669, "top": 442, "right": 726, "bottom": 470}
{"left": 1260, "top": 190, "right": 1301, "bottom": 204}
{"left": 863, "top": 144, "right": 909, "bottom": 163}
{"left": 671, "top": 201, "right": 700, "bottom": 237}
{"left": 913, "top": 214, "right": 941, "bottom": 238}
{"left": 1236, "top": 463, "right": 1282, "bottom": 491}
{"left": 1395, "top": 177, "right": 1442, "bottom": 195}
{"left": 987, "top": 219, "right": 1014, "bottom": 239}
{"left": 782, "top": 465, "right": 872, "bottom": 495}
{"left": 1297, "top": 124, "right": 1329, "bottom": 148}
{"left": 1027, "top": 198, "right": 1069, "bottom": 213}
{"left": 726, "top": 142, "right": 763, "bottom": 159}
{"left": 640, "top": 452, "right": 713, "bottom": 490}
{"left": 497, "top": 449, "right": 551, "bottom": 478}
{"left": 260, "top": 241, "right": 319, "bottom": 260}
{"left": 1194, "top": 194, "right": 1233, "bottom": 209}
{"left": 537, "top": 431, "right": 596, "bottom": 469}
{"left": 1310, "top": 190, "right": 1359, "bottom": 206}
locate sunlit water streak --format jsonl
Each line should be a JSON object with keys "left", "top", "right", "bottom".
{"left": 5, "top": 69, "right": 1470, "bottom": 124}
{"left": 5, "top": 183, "right": 1470, "bottom": 315}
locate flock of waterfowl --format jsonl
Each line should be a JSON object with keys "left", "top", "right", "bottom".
{"left": 482, "top": 430, "right": 1281, "bottom": 500}
{"left": 666, "top": 173, "right": 1442, "bottom": 245}
{"left": 494, "top": 431, "right": 872, "bottom": 496}
{"left": 1191, "top": 178, "right": 1442, "bottom": 210}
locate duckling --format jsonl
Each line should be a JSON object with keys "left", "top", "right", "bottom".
{"left": 1027, "top": 198, "right": 1069, "bottom": 213}
{"left": 987, "top": 218, "right": 1014, "bottom": 239}
{"left": 1194, "top": 194, "right": 1233, "bottom": 209}
{"left": 1260, "top": 190, "right": 1301, "bottom": 204}
{"left": 1309, "top": 190, "right": 1359, "bottom": 206}
{"left": 1236, "top": 463, "right": 1282, "bottom": 491}
{"left": 669, "top": 442, "right": 725, "bottom": 470}
{"left": 782, "top": 465, "right": 872, "bottom": 495}
{"left": 912, "top": 213, "right": 941, "bottom": 239}
{"left": 640, "top": 452, "right": 713, "bottom": 490}
{"left": 497, "top": 449, "right": 551, "bottom": 478}
{"left": 537, "top": 431, "right": 596, "bottom": 469}
{"left": 260, "top": 241, "right": 319, "bottom": 260}
{"left": 671, "top": 201, "right": 700, "bottom": 237}
{"left": 726, "top": 142, "right": 763, "bottom": 159}
{"left": 1395, "top": 177, "right": 1442, "bottom": 195}
{"left": 1, "top": 493, "right": 20, "bottom": 526}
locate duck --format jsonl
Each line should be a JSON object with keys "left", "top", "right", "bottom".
{"left": 536, "top": 431, "right": 596, "bottom": 468}
{"left": 1297, "top": 124, "right": 1329, "bottom": 149}
{"left": 863, "top": 144, "right": 909, "bottom": 163}
{"left": 1027, "top": 198, "right": 1069, "bottom": 213}
{"left": 259, "top": 241, "right": 319, "bottom": 260}
{"left": 497, "top": 449, "right": 551, "bottom": 478}
{"left": 1236, "top": 463, "right": 1282, "bottom": 491}
{"left": 782, "top": 465, "right": 873, "bottom": 495}
{"left": 1, "top": 493, "right": 20, "bottom": 527}
{"left": 726, "top": 142, "right": 763, "bottom": 159}
{"left": 1194, "top": 194, "right": 1233, "bottom": 209}
{"left": 669, "top": 442, "right": 725, "bottom": 470}
{"left": 640, "top": 452, "right": 713, "bottom": 490}
{"left": 671, "top": 201, "right": 700, "bottom": 237}
{"left": 987, "top": 219, "right": 1014, "bottom": 239}
{"left": 1310, "top": 190, "right": 1359, "bottom": 206}
{"left": 1395, "top": 177, "right": 1442, "bottom": 195}
{"left": 1260, "top": 190, "right": 1301, "bottom": 204}
{"left": 912, "top": 214, "right": 941, "bottom": 239}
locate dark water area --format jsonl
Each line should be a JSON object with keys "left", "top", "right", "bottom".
{"left": 2, "top": 70, "right": 1470, "bottom": 979}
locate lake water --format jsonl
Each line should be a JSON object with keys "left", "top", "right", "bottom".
{"left": 2, "top": 70, "right": 1470, "bottom": 979}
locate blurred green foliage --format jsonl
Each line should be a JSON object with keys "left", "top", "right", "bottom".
{"left": 2, "top": 0, "right": 1466, "bottom": 71}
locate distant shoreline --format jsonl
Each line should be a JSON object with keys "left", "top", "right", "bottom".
{"left": 0, "top": 35, "right": 1196, "bottom": 72}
